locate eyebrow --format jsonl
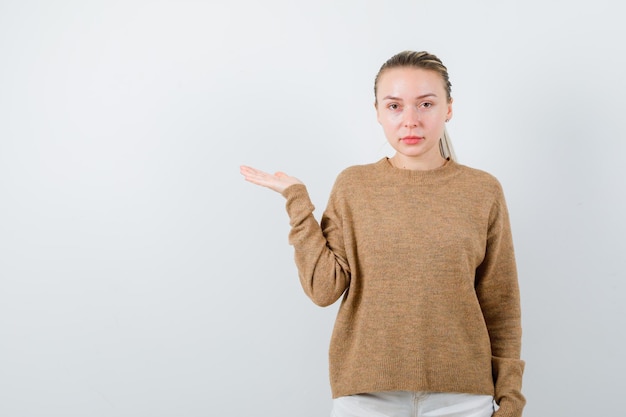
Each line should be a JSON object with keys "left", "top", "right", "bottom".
{"left": 381, "top": 93, "right": 438, "bottom": 101}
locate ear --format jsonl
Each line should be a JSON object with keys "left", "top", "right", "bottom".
{"left": 446, "top": 98, "right": 453, "bottom": 122}
{"left": 375, "top": 101, "right": 382, "bottom": 124}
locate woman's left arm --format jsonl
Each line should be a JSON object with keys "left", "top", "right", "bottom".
{"left": 475, "top": 183, "right": 526, "bottom": 417}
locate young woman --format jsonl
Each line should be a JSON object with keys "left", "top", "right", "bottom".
{"left": 240, "top": 51, "right": 525, "bottom": 417}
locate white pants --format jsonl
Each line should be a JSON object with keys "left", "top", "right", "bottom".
{"left": 331, "top": 391, "right": 495, "bottom": 417}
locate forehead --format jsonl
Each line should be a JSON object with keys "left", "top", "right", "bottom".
{"left": 377, "top": 67, "right": 446, "bottom": 97}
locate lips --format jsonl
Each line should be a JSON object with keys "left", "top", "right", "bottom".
{"left": 401, "top": 136, "right": 424, "bottom": 145}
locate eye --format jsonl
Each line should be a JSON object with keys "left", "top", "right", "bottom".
{"left": 387, "top": 103, "right": 400, "bottom": 110}
{"left": 421, "top": 102, "right": 433, "bottom": 108}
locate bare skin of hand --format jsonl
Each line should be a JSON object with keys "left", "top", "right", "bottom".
{"left": 240, "top": 165, "right": 304, "bottom": 194}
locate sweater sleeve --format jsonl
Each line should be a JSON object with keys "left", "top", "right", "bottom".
{"left": 281, "top": 183, "right": 350, "bottom": 307}
{"left": 475, "top": 184, "right": 526, "bottom": 417}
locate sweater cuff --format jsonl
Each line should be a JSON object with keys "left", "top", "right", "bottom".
{"left": 492, "top": 356, "right": 526, "bottom": 417}
{"left": 282, "top": 184, "right": 315, "bottom": 225}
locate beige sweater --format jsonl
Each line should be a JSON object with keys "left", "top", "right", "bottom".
{"left": 282, "top": 158, "right": 525, "bottom": 417}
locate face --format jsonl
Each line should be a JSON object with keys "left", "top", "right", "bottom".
{"left": 375, "top": 67, "right": 453, "bottom": 169}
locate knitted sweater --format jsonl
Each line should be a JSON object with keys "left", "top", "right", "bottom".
{"left": 281, "top": 158, "right": 525, "bottom": 417}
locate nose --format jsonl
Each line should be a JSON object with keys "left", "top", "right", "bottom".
{"left": 404, "top": 106, "right": 420, "bottom": 128}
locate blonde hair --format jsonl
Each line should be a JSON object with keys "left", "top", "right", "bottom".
{"left": 375, "top": 51, "right": 457, "bottom": 161}
{"left": 439, "top": 126, "right": 456, "bottom": 161}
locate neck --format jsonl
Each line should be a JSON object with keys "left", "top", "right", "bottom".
{"left": 389, "top": 154, "right": 447, "bottom": 171}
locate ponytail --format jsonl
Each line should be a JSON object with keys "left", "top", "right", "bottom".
{"left": 439, "top": 126, "right": 457, "bottom": 162}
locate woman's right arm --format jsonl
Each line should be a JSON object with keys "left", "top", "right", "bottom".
{"left": 282, "top": 183, "right": 350, "bottom": 307}
{"left": 240, "top": 166, "right": 350, "bottom": 306}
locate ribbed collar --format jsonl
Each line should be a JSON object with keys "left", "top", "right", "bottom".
{"left": 376, "top": 157, "right": 460, "bottom": 184}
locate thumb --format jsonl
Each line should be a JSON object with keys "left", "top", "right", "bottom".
{"left": 274, "top": 171, "right": 288, "bottom": 178}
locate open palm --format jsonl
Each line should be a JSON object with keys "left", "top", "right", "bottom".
{"left": 240, "top": 165, "right": 303, "bottom": 194}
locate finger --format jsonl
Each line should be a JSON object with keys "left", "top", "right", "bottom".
{"left": 240, "top": 166, "right": 269, "bottom": 182}
{"left": 240, "top": 168, "right": 277, "bottom": 187}
{"left": 240, "top": 165, "right": 268, "bottom": 177}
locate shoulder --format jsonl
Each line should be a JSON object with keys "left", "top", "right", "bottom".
{"left": 447, "top": 162, "right": 510, "bottom": 210}
{"left": 334, "top": 159, "right": 384, "bottom": 185}
{"left": 323, "top": 160, "right": 386, "bottom": 203}
{"left": 453, "top": 162, "right": 504, "bottom": 193}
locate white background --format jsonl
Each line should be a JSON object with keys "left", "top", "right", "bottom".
{"left": 1, "top": 1, "right": 624, "bottom": 416}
